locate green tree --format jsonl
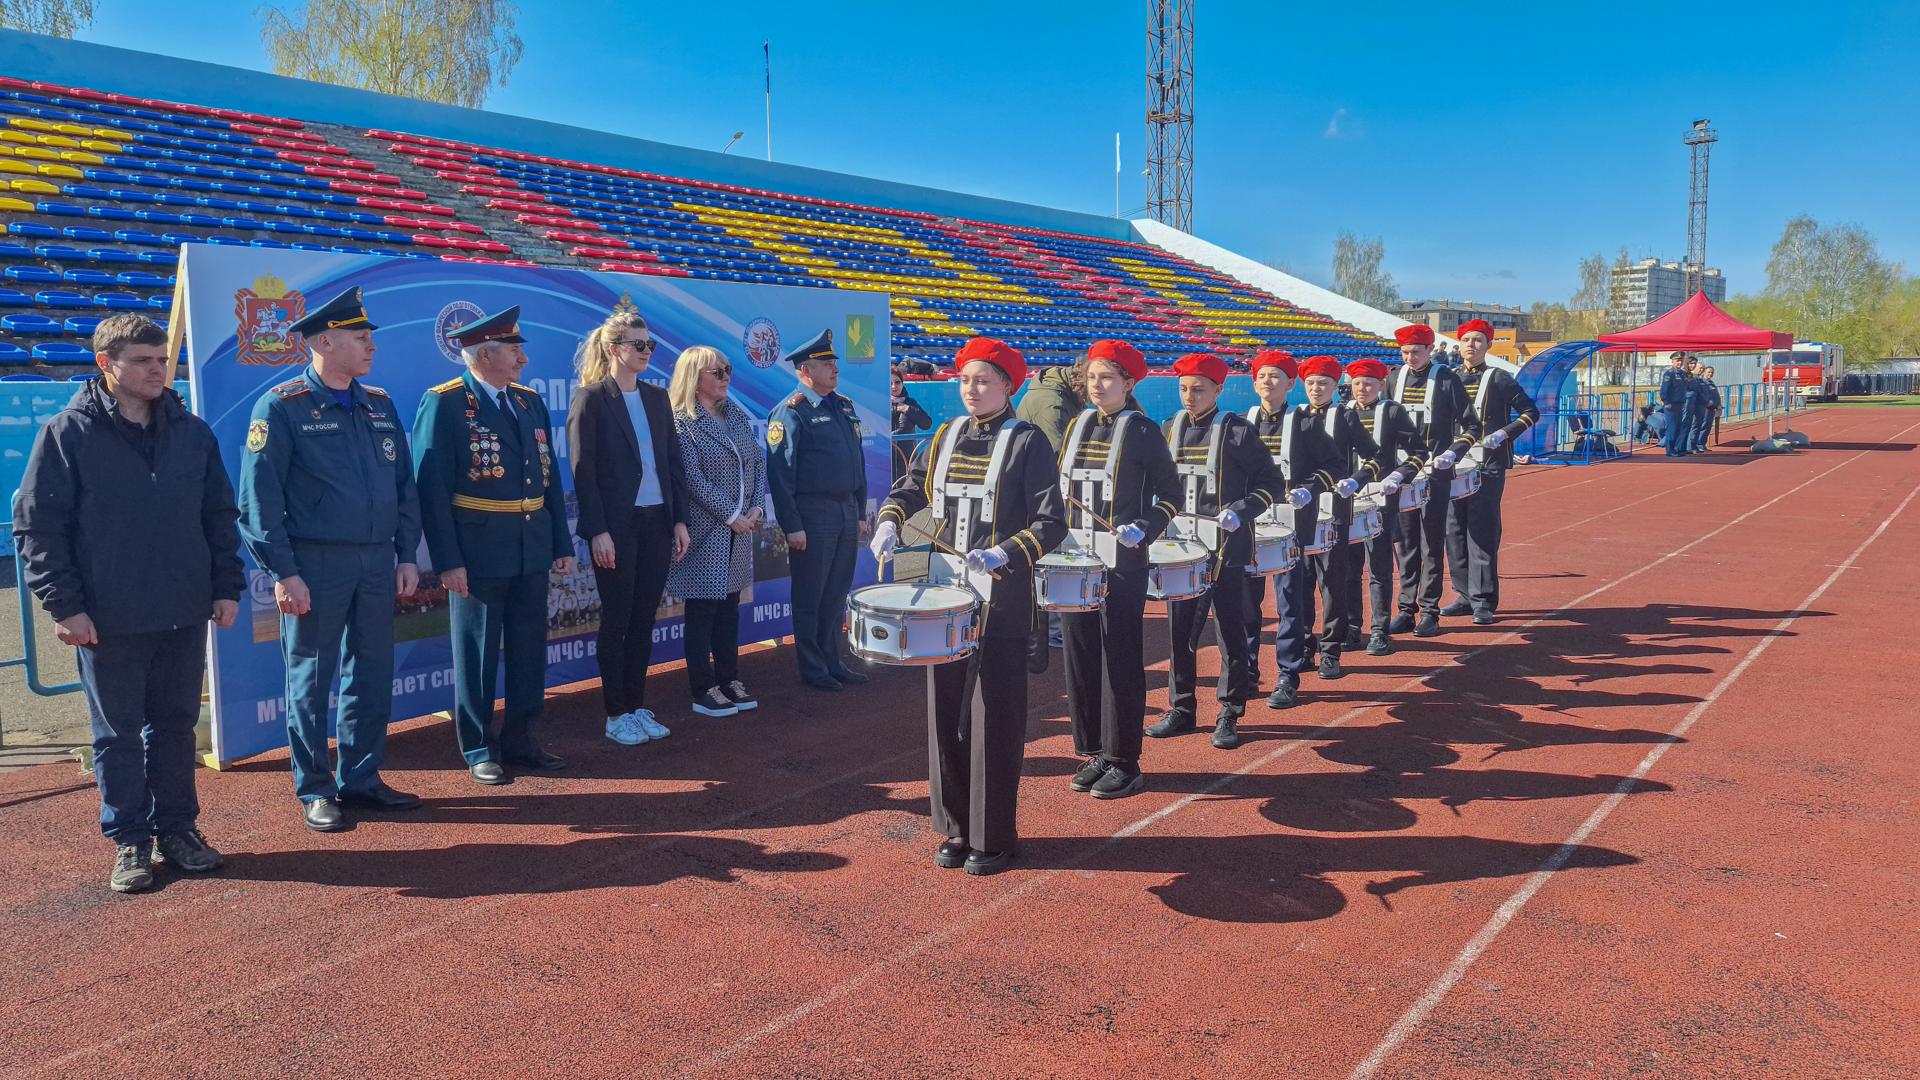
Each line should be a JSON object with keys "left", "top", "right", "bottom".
{"left": 0, "top": 0, "right": 94, "bottom": 36}
{"left": 259, "top": 0, "right": 525, "bottom": 109}
{"left": 1735, "top": 215, "right": 1903, "bottom": 366}
{"left": 1331, "top": 232, "right": 1398, "bottom": 310}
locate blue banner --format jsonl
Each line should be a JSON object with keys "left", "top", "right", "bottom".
{"left": 178, "top": 247, "right": 889, "bottom": 765}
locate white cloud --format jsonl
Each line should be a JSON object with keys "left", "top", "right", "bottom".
{"left": 1324, "top": 107, "right": 1351, "bottom": 140}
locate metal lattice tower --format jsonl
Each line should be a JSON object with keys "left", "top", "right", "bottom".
{"left": 1683, "top": 119, "right": 1718, "bottom": 298}
{"left": 1146, "top": 0, "right": 1193, "bottom": 232}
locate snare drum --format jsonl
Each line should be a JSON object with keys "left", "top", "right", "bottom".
{"left": 1347, "top": 498, "right": 1384, "bottom": 544}
{"left": 1146, "top": 539, "right": 1212, "bottom": 601}
{"left": 1449, "top": 459, "right": 1483, "bottom": 500}
{"left": 1396, "top": 471, "right": 1431, "bottom": 512}
{"left": 1034, "top": 550, "right": 1107, "bottom": 612}
{"left": 1249, "top": 523, "right": 1300, "bottom": 576}
{"left": 846, "top": 583, "right": 980, "bottom": 666}
{"left": 1302, "top": 515, "right": 1338, "bottom": 556}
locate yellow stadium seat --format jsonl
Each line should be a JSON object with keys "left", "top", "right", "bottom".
{"left": 11, "top": 118, "right": 60, "bottom": 133}
{"left": 81, "top": 139, "right": 121, "bottom": 153}
{"left": 59, "top": 151, "right": 104, "bottom": 166}
{"left": 53, "top": 123, "right": 94, "bottom": 138}
{"left": 37, "top": 163, "right": 83, "bottom": 180}
{"left": 0, "top": 130, "right": 33, "bottom": 146}
{"left": 0, "top": 159, "right": 32, "bottom": 175}
{"left": 0, "top": 195, "right": 33, "bottom": 212}
{"left": 37, "top": 134, "right": 80, "bottom": 150}
{"left": 14, "top": 146, "right": 57, "bottom": 162}
{"left": 8, "top": 178, "right": 60, "bottom": 195}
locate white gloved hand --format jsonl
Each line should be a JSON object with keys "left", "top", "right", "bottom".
{"left": 1381, "top": 474, "right": 1404, "bottom": 496}
{"left": 1288, "top": 487, "right": 1313, "bottom": 509}
{"left": 1485, "top": 429, "right": 1508, "bottom": 449}
{"left": 1215, "top": 508, "right": 1241, "bottom": 533}
{"left": 1435, "top": 450, "right": 1458, "bottom": 470}
{"left": 1116, "top": 523, "right": 1145, "bottom": 548}
{"left": 1335, "top": 478, "right": 1360, "bottom": 498}
{"left": 869, "top": 520, "right": 898, "bottom": 563}
{"left": 966, "top": 546, "right": 1009, "bottom": 574}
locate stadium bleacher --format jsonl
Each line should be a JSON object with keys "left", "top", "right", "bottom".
{"left": 0, "top": 73, "right": 1391, "bottom": 380}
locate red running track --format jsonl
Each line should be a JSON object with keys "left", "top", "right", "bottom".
{"left": 2, "top": 407, "right": 1916, "bottom": 1079}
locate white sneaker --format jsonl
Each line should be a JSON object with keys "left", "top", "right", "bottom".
{"left": 605, "top": 713, "right": 647, "bottom": 746}
{"left": 634, "top": 708, "right": 671, "bottom": 738}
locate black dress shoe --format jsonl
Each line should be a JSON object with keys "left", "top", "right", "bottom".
{"left": 1266, "top": 679, "right": 1298, "bottom": 709}
{"left": 1090, "top": 763, "right": 1145, "bottom": 800}
{"left": 1472, "top": 610, "right": 1495, "bottom": 625}
{"left": 303, "top": 798, "right": 346, "bottom": 832}
{"left": 1344, "top": 629, "right": 1364, "bottom": 650}
{"left": 1366, "top": 631, "right": 1394, "bottom": 656}
{"left": 1211, "top": 713, "right": 1241, "bottom": 749}
{"left": 504, "top": 749, "right": 566, "bottom": 771}
{"left": 1440, "top": 599, "right": 1473, "bottom": 617}
{"left": 1145, "top": 710, "right": 1196, "bottom": 738}
{"left": 934, "top": 838, "right": 969, "bottom": 869}
{"left": 1318, "top": 653, "right": 1345, "bottom": 680}
{"left": 1387, "top": 613, "right": 1415, "bottom": 635}
{"left": 964, "top": 849, "right": 1013, "bottom": 876}
{"left": 338, "top": 780, "right": 421, "bottom": 811}
{"left": 1414, "top": 614, "right": 1442, "bottom": 638}
{"left": 469, "top": 761, "right": 508, "bottom": 785}
{"left": 828, "top": 668, "right": 870, "bottom": 686}
{"left": 1069, "top": 756, "right": 1111, "bottom": 792}
{"left": 804, "top": 676, "right": 844, "bottom": 692}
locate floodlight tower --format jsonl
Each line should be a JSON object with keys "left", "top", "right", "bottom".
{"left": 1683, "top": 118, "right": 1718, "bottom": 298}
{"left": 1146, "top": 0, "right": 1193, "bottom": 232}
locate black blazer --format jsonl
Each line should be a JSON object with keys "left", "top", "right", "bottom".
{"left": 567, "top": 378, "right": 689, "bottom": 540}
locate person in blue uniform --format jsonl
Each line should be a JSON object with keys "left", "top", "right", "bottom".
{"left": 1660, "top": 352, "right": 1692, "bottom": 457}
{"left": 239, "top": 287, "right": 424, "bottom": 830}
{"left": 1698, "top": 366, "right": 1722, "bottom": 450}
{"left": 411, "top": 306, "right": 575, "bottom": 785}
{"left": 766, "top": 328, "right": 870, "bottom": 692}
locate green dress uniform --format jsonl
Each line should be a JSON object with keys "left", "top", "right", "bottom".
{"left": 410, "top": 307, "right": 571, "bottom": 768}
{"left": 765, "top": 328, "right": 869, "bottom": 688}
{"left": 236, "top": 287, "right": 422, "bottom": 807}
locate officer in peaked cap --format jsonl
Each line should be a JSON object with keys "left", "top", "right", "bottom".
{"left": 238, "top": 286, "right": 424, "bottom": 832}
{"left": 765, "top": 328, "right": 872, "bottom": 691}
{"left": 410, "top": 304, "right": 575, "bottom": 785}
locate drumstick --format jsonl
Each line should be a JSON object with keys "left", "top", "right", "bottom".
{"left": 898, "top": 520, "right": 1005, "bottom": 580}
{"left": 1065, "top": 494, "right": 1120, "bottom": 534}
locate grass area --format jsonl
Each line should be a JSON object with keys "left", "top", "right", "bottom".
{"left": 1816, "top": 396, "right": 1920, "bottom": 407}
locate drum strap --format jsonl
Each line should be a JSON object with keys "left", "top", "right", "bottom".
{"left": 931, "top": 419, "right": 1023, "bottom": 551}
{"left": 1247, "top": 404, "right": 1290, "bottom": 483}
{"left": 1170, "top": 412, "right": 1226, "bottom": 514}
{"left": 1394, "top": 363, "right": 1433, "bottom": 441}
{"left": 1059, "top": 408, "right": 1132, "bottom": 552}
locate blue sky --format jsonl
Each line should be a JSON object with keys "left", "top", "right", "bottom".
{"left": 71, "top": 0, "right": 1919, "bottom": 307}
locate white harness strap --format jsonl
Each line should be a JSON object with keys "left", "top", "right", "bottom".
{"left": 1059, "top": 408, "right": 1132, "bottom": 556}
{"left": 930, "top": 417, "right": 1022, "bottom": 551}
{"left": 1247, "top": 404, "right": 1291, "bottom": 483}
{"left": 1168, "top": 411, "right": 1227, "bottom": 547}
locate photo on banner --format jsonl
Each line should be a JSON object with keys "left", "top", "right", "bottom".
{"left": 178, "top": 246, "right": 889, "bottom": 766}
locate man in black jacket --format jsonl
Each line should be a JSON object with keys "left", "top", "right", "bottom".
{"left": 1444, "top": 319, "right": 1539, "bottom": 623}
{"left": 1386, "top": 324, "right": 1480, "bottom": 638}
{"left": 12, "top": 314, "right": 245, "bottom": 893}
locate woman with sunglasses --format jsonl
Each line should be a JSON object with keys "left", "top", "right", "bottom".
{"left": 567, "top": 311, "right": 691, "bottom": 748}
{"left": 665, "top": 346, "right": 768, "bottom": 718}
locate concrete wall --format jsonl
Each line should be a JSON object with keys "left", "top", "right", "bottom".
{"left": 0, "top": 29, "right": 1135, "bottom": 240}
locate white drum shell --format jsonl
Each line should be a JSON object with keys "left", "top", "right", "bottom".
{"left": 846, "top": 584, "right": 980, "bottom": 666}
{"left": 1248, "top": 525, "right": 1300, "bottom": 576}
{"left": 1146, "top": 540, "right": 1211, "bottom": 601}
{"left": 1035, "top": 553, "right": 1107, "bottom": 612}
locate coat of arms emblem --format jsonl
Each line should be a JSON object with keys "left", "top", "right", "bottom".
{"left": 235, "top": 274, "right": 306, "bottom": 366}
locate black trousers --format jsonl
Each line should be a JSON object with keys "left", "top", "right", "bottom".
{"left": 590, "top": 505, "right": 672, "bottom": 716}
{"left": 1168, "top": 560, "right": 1252, "bottom": 716}
{"left": 1309, "top": 521, "right": 1353, "bottom": 657}
{"left": 1062, "top": 565, "right": 1147, "bottom": 766}
{"left": 682, "top": 592, "right": 741, "bottom": 695}
{"left": 1445, "top": 468, "right": 1507, "bottom": 613}
{"left": 1348, "top": 493, "right": 1400, "bottom": 635}
{"left": 788, "top": 494, "right": 859, "bottom": 682}
{"left": 77, "top": 627, "right": 205, "bottom": 845}
{"left": 1397, "top": 476, "right": 1454, "bottom": 616}
{"left": 927, "top": 634, "right": 1027, "bottom": 852}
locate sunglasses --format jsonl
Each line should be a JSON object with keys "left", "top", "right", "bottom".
{"left": 703, "top": 365, "right": 732, "bottom": 379}
{"left": 616, "top": 338, "right": 656, "bottom": 352}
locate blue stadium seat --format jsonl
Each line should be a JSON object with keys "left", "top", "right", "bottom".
{"left": 250, "top": 239, "right": 290, "bottom": 249}
{"left": 0, "top": 371, "right": 51, "bottom": 380}
{"left": 33, "top": 342, "right": 94, "bottom": 364}
{"left": 2, "top": 314, "right": 63, "bottom": 335}
{"left": 8, "top": 222, "right": 60, "bottom": 240}
{"left": 87, "top": 248, "right": 142, "bottom": 264}
{"left": 145, "top": 294, "right": 169, "bottom": 310}
{"left": 137, "top": 251, "right": 177, "bottom": 265}
{"left": 63, "top": 269, "right": 117, "bottom": 286}
{"left": 5, "top": 266, "right": 59, "bottom": 284}
{"left": 63, "top": 316, "right": 102, "bottom": 336}
{"left": 113, "top": 229, "right": 166, "bottom": 246}
{"left": 62, "top": 225, "right": 114, "bottom": 243}
{"left": 35, "top": 246, "right": 90, "bottom": 262}
{"left": 117, "top": 271, "right": 172, "bottom": 288}
{"left": 0, "top": 344, "right": 32, "bottom": 364}
{"left": 91, "top": 293, "right": 146, "bottom": 310}
{"left": 0, "top": 242, "right": 30, "bottom": 260}
{"left": 0, "top": 288, "right": 29, "bottom": 307}
{"left": 68, "top": 372, "right": 99, "bottom": 380}
{"left": 34, "top": 202, "right": 88, "bottom": 217}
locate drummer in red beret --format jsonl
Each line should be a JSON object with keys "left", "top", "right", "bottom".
{"left": 1385, "top": 323, "right": 1479, "bottom": 638}
{"left": 1341, "top": 357, "right": 1427, "bottom": 656}
{"left": 870, "top": 337, "right": 1066, "bottom": 876}
{"left": 1240, "top": 348, "right": 1310, "bottom": 705}
{"left": 1055, "top": 339, "right": 1181, "bottom": 798}
{"left": 1443, "top": 319, "right": 1537, "bottom": 625}
{"left": 1148, "top": 353, "right": 1284, "bottom": 750}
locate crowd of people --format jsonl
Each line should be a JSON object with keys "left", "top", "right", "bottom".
{"left": 1659, "top": 352, "right": 1722, "bottom": 456}
{"left": 13, "top": 296, "right": 1541, "bottom": 892}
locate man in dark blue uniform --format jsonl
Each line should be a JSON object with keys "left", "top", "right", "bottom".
{"left": 1659, "top": 352, "right": 1692, "bottom": 457}
{"left": 239, "top": 287, "right": 423, "bottom": 830}
{"left": 411, "top": 306, "right": 574, "bottom": 784}
{"left": 766, "top": 328, "right": 871, "bottom": 691}
{"left": 1698, "top": 365, "right": 1722, "bottom": 450}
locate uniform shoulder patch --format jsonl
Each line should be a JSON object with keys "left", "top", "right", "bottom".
{"left": 362, "top": 383, "right": 390, "bottom": 398}
{"left": 788, "top": 393, "right": 806, "bottom": 408}
{"left": 767, "top": 419, "right": 786, "bottom": 447}
{"left": 271, "top": 380, "right": 310, "bottom": 399}
{"left": 509, "top": 382, "right": 534, "bottom": 393}
{"left": 246, "top": 418, "right": 269, "bottom": 453}
{"left": 429, "top": 377, "right": 466, "bottom": 394}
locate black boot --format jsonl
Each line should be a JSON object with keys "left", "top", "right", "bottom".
{"left": 1318, "top": 653, "right": 1345, "bottom": 680}
{"left": 1366, "top": 631, "right": 1393, "bottom": 656}
{"left": 1145, "top": 710, "right": 1197, "bottom": 738}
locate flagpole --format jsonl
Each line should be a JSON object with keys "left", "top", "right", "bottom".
{"left": 1113, "top": 132, "right": 1120, "bottom": 217}
{"left": 763, "top": 41, "right": 773, "bottom": 162}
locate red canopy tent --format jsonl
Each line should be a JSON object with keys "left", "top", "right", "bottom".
{"left": 1597, "top": 291, "right": 1792, "bottom": 352}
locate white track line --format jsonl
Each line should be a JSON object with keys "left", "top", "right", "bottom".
{"left": 685, "top": 416, "right": 1920, "bottom": 1077}
{"left": 1348, "top": 473, "right": 1920, "bottom": 1080}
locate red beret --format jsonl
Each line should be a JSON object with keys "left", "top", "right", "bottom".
{"left": 1250, "top": 350, "right": 1298, "bottom": 379}
{"left": 1346, "top": 358, "right": 1389, "bottom": 381}
{"left": 954, "top": 337, "right": 1027, "bottom": 387}
{"left": 1457, "top": 318, "right": 1494, "bottom": 340}
{"left": 1086, "top": 338, "right": 1146, "bottom": 382}
{"left": 1394, "top": 324, "right": 1436, "bottom": 346}
{"left": 1298, "top": 355, "right": 1342, "bottom": 381}
{"left": 1172, "top": 352, "right": 1229, "bottom": 385}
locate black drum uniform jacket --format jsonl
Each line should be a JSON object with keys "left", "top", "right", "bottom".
{"left": 1248, "top": 402, "right": 1383, "bottom": 538}
{"left": 1392, "top": 362, "right": 1481, "bottom": 467}
{"left": 1456, "top": 362, "right": 1539, "bottom": 472}
{"left": 1056, "top": 407, "right": 1181, "bottom": 571}
{"left": 1161, "top": 406, "right": 1283, "bottom": 568}
{"left": 1348, "top": 397, "right": 1426, "bottom": 487}
{"left": 879, "top": 407, "right": 1068, "bottom": 637}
